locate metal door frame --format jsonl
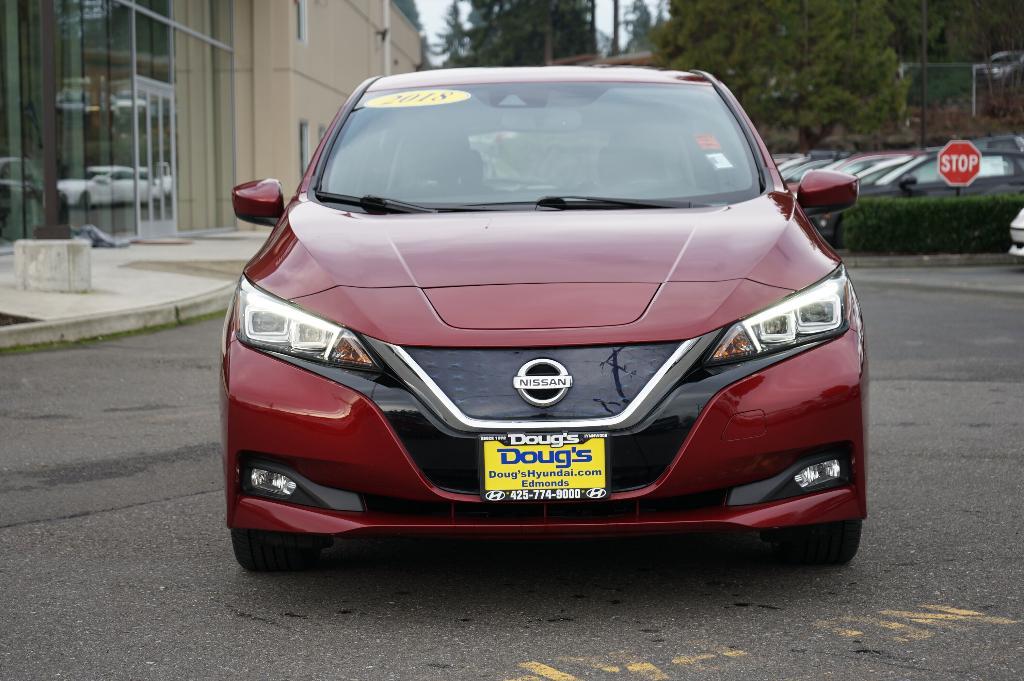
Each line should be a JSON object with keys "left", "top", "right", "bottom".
{"left": 133, "top": 76, "right": 177, "bottom": 238}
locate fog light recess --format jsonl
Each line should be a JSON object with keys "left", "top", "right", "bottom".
{"left": 250, "top": 468, "right": 297, "bottom": 496}
{"left": 794, "top": 459, "right": 842, "bottom": 488}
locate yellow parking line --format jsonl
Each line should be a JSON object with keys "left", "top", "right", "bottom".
{"left": 624, "top": 661, "right": 670, "bottom": 680}
{"left": 518, "top": 662, "right": 581, "bottom": 681}
{"left": 875, "top": 620, "right": 935, "bottom": 641}
{"left": 557, "top": 657, "right": 620, "bottom": 673}
{"left": 908, "top": 606, "right": 1016, "bottom": 625}
{"left": 671, "top": 653, "right": 717, "bottom": 666}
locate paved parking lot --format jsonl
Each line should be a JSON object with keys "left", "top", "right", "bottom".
{"left": 1, "top": 271, "right": 1022, "bottom": 680}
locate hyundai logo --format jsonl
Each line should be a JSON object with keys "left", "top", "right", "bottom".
{"left": 484, "top": 490, "right": 506, "bottom": 501}
{"left": 512, "top": 358, "right": 573, "bottom": 407}
{"left": 586, "top": 488, "right": 608, "bottom": 499}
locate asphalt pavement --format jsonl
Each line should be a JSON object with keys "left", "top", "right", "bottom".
{"left": 1, "top": 271, "right": 1022, "bottom": 680}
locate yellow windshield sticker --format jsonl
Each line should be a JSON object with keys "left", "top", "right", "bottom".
{"left": 363, "top": 89, "right": 471, "bottom": 109}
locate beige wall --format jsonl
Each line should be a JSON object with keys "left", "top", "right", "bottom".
{"left": 233, "top": 0, "right": 421, "bottom": 211}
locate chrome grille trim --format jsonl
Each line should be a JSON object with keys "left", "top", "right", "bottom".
{"left": 364, "top": 333, "right": 718, "bottom": 432}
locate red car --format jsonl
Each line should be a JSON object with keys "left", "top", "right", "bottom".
{"left": 222, "top": 67, "right": 865, "bottom": 571}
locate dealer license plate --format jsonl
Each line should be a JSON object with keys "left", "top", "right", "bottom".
{"left": 480, "top": 432, "right": 608, "bottom": 502}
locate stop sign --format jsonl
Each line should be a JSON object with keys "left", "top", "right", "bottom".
{"left": 938, "top": 140, "right": 982, "bottom": 187}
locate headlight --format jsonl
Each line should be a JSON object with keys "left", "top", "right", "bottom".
{"left": 708, "top": 267, "right": 849, "bottom": 364}
{"left": 235, "top": 278, "right": 376, "bottom": 370}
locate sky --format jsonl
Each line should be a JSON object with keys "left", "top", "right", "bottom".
{"left": 414, "top": 0, "right": 664, "bottom": 59}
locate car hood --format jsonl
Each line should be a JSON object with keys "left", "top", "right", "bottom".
{"left": 245, "top": 192, "right": 839, "bottom": 346}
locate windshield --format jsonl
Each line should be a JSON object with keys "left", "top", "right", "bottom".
{"left": 876, "top": 157, "right": 929, "bottom": 185}
{"left": 319, "top": 82, "right": 761, "bottom": 209}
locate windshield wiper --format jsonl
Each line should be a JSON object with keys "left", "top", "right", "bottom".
{"left": 315, "top": 191, "right": 437, "bottom": 214}
{"left": 534, "top": 195, "right": 693, "bottom": 210}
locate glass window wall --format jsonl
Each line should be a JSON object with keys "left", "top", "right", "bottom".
{"left": 55, "top": 0, "right": 136, "bottom": 236}
{"left": 2, "top": 0, "right": 234, "bottom": 247}
{"left": 0, "top": 0, "right": 44, "bottom": 246}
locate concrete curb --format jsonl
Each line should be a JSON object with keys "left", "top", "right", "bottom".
{"left": 0, "top": 283, "right": 234, "bottom": 350}
{"left": 841, "top": 252, "right": 1019, "bottom": 268}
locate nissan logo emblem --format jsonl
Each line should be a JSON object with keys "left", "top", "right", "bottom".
{"left": 512, "top": 358, "right": 573, "bottom": 407}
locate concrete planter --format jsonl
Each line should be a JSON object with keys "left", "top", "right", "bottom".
{"left": 14, "top": 239, "right": 91, "bottom": 292}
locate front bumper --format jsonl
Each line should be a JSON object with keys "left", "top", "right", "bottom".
{"left": 221, "top": 328, "right": 867, "bottom": 538}
{"left": 1010, "top": 225, "right": 1024, "bottom": 257}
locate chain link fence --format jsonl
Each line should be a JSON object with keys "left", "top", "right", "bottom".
{"left": 900, "top": 61, "right": 1024, "bottom": 118}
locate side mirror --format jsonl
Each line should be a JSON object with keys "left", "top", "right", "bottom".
{"left": 897, "top": 174, "right": 918, "bottom": 194}
{"left": 232, "top": 179, "right": 284, "bottom": 227}
{"left": 796, "top": 169, "right": 858, "bottom": 217}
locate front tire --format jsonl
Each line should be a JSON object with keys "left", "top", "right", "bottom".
{"left": 230, "top": 528, "right": 332, "bottom": 571}
{"left": 762, "top": 519, "right": 862, "bottom": 565}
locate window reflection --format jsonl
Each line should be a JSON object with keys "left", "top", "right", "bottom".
{"left": 2, "top": 0, "right": 232, "bottom": 245}
{"left": 135, "top": 12, "right": 171, "bottom": 83}
{"left": 55, "top": 0, "right": 135, "bottom": 236}
{"left": 0, "top": 0, "right": 44, "bottom": 246}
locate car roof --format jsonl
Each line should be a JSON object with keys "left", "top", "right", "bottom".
{"left": 365, "top": 66, "right": 707, "bottom": 92}
{"left": 86, "top": 165, "right": 131, "bottom": 172}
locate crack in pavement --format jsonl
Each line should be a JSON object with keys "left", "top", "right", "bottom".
{"left": 5, "top": 442, "right": 218, "bottom": 492}
{"left": 0, "top": 489, "right": 220, "bottom": 530}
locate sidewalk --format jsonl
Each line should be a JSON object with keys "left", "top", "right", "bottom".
{"left": 0, "top": 232, "right": 267, "bottom": 349}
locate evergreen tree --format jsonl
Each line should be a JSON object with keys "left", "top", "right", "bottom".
{"left": 440, "top": 0, "right": 594, "bottom": 67}
{"left": 393, "top": 0, "right": 422, "bottom": 30}
{"left": 654, "top": 0, "right": 907, "bottom": 151}
{"left": 436, "top": 0, "right": 469, "bottom": 65}
{"left": 624, "top": 0, "right": 654, "bottom": 53}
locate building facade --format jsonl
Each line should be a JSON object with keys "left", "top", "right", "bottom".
{"left": 0, "top": 0, "right": 421, "bottom": 249}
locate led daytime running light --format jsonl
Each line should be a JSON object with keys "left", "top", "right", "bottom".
{"left": 236, "top": 278, "right": 376, "bottom": 369}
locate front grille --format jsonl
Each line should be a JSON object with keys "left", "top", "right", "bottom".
{"left": 369, "top": 342, "right": 714, "bottom": 496}
{"left": 403, "top": 343, "right": 678, "bottom": 420}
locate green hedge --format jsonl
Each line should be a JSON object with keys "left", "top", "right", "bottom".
{"left": 843, "top": 195, "right": 1024, "bottom": 254}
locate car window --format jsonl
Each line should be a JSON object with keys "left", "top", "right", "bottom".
{"left": 321, "top": 82, "right": 762, "bottom": 209}
{"left": 875, "top": 157, "right": 924, "bottom": 185}
{"left": 908, "top": 159, "right": 940, "bottom": 183}
{"left": 853, "top": 156, "right": 910, "bottom": 177}
{"left": 978, "top": 155, "right": 1013, "bottom": 178}
{"left": 111, "top": 169, "right": 134, "bottom": 180}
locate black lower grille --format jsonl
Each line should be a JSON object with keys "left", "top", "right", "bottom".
{"left": 362, "top": 490, "right": 726, "bottom": 519}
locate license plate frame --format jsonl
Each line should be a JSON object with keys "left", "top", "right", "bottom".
{"left": 479, "top": 432, "right": 609, "bottom": 502}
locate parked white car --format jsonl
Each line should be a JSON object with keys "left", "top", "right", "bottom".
{"left": 58, "top": 165, "right": 171, "bottom": 208}
{"left": 1011, "top": 207, "right": 1024, "bottom": 258}
{"left": 58, "top": 166, "right": 136, "bottom": 207}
